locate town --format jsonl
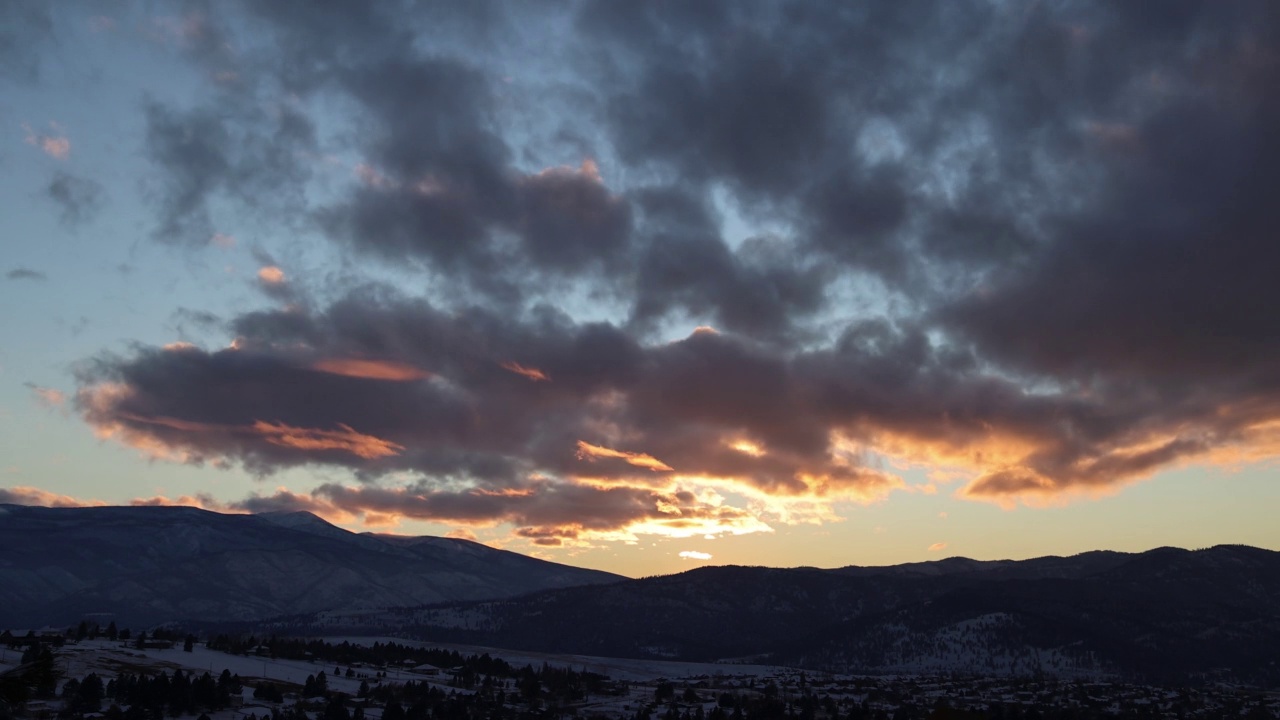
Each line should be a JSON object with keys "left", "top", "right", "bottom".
{"left": 3, "top": 626, "right": 1277, "bottom": 720}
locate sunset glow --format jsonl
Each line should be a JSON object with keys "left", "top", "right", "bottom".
{"left": 576, "top": 441, "right": 675, "bottom": 472}
{"left": 313, "top": 358, "right": 431, "bottom": 381}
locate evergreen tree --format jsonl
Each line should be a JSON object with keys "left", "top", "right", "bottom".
{"left": 80, "top": 673, "right": 105, "bottom": 711}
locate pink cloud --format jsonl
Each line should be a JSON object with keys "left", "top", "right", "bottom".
{"left": 23, "top": 123, "right": 70, "bottom": 160}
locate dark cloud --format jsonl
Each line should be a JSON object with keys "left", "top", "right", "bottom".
{"left": 46, "top": 172, "right": 103, "bottom": 226}
{"left": 169, "top": 308, "right": 223, "bottom": 338}
{"left": 6, "top": 268, "right": 46, "bottom": 281}
{"left": 0, "top": 0, "right": 52, "bottom": 82}
{"left": 51, "top": 0, "right": 1280, "bottom": 526}
{"left": 142, "top": 100, "right": 315, "bottom": 244}
{"left": 223, "top": 481, "right": 766, "bottom": 543}
{"left": 630, "top": 188, "right": 828, "bottom": 340}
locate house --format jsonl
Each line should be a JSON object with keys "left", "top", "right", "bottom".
{"left": 408, "top": 664, "right": 440, "bottom": 676}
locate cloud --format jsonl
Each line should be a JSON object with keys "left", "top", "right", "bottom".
{"left": 143, "top": 100, "right": 315, "bottom": 244}
{"left": 500, "top": 361, "right": 549, "bottom": 382}
{"left": 257, "top": 266, "right": 286, "bottom": 284}
{"left": 312, "top": 359, "right": 430, "bottom": 382}
{"left": 6, "top": 268, "right": 46, "bottom": 281}
{"left": 0, "top": 2, "right": 52, "bottom": 81}
{"left": 576, "top": 441, "right": 674, "bottom": 473}
{"left": 24, "top": 382, "right": 65, "bottom": 409}
{"left": 928, "top": 542, "right": 947, "bottom": 552}
{"left": 46, "top": 172, "right": 104, "bottom": 226}
{"left": 22, "top": 122, "right": 69, "bottom": 159}
{"left": 32, "top": 0, "right": 1280, "bottom": 540}
{"left": 130, "top": 492, "right": 224, "bottom": 510}
{"left": 0, "top": 486, "right": 104, "bottom": 508}
{"left": 678, "top": 550, "right": 712, "bottom": 561}
{"left": 445, "top": 528, "right": 479, "bottom": 542}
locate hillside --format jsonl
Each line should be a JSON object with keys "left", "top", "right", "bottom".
{"left": 0, "top": 504, "right": 622, "bottom": 627}
{"left": 318, "top": 545, "right": 1280, "bottom": 684}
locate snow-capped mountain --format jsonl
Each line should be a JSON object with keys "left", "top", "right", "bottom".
{"left": 0, "top": 504, "right": 622, "bottom": 627}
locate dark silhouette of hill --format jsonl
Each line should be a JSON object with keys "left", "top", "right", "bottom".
{"left": 374, "top": 545, "right": 1280, "bottom": 684}
{"left": 0, "top": 504, "right": 621, "bottom": 628}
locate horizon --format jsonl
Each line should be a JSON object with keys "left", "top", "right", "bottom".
{"left": 1, "top": 500, "right": 1272, "bottom": 577}
{"left": 3, "top": 2, "right": 1280, "bottom": 578}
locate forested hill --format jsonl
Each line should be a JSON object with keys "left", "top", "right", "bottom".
{"left": 325, "top": 545, "right": 1280, "bottom": 685}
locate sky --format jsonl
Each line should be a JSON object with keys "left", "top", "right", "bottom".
{"left": 2, "top": 1, "right": 1279, "bottom": 577}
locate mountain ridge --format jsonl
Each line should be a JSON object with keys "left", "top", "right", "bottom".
{"left": 300, "top": 544, "right": 1280, "bottom": 685}
{"left": 0, "top": 503, "right": 622, "bottom": 628}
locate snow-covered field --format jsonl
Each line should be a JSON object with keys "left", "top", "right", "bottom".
{"left": 24, "top": 636, "right": 791, "bottom": 720}
{"left": 57, "top": 639, "right": 373, "bottom": 692}
{"left": 325, "top": 636, "right": 797, "bottom": 682}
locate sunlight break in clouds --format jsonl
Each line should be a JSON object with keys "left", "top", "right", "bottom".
{"left": 678, "top": 550, "right": 712, "bottom": 560}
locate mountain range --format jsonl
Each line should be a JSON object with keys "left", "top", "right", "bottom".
{"left": 291, "top": 544, "right": 1280, "bottom": 685}
{"left": 0, "top": 504, "right": 619, "bottom": 628}
{"left": 5, "top": 503, "right": 1278, "bottom": 685}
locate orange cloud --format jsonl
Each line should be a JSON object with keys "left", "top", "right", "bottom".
{"left": 728, "top": 439, "right": 765, "bottom": 457}
{"left": 576, "top": 440, "right": 674, "bottom": 472}
{"left": 361, "top": 511, "right": 401, "bottom": 527}
{"left": 257, "top": 266, "right": 286, "bottom": 284}
{"left": 928, "top": 541, "right": 948, "bottom": 552}
{"left": 0, "top": 486, "right": 106, "bottom": 508}
{"left": 28, "top": 385, "right": 66, "bottom": 409}
{"left": 313, "top": 358, "right": 430, "bottom": 381}
{"left": 531, "top": 158, "right": 602, "bottom": 183}
{"left": 251, "top": 420, "right": 404, "bottom": 459}
{"left": 23, "top": 123, "right": 70, "bottom": 159}
{"left": 501, "top": 361, "right": 550, "bottom": 382}
{"left": 130, "top": 493, "right": 228, "bottom": 511}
